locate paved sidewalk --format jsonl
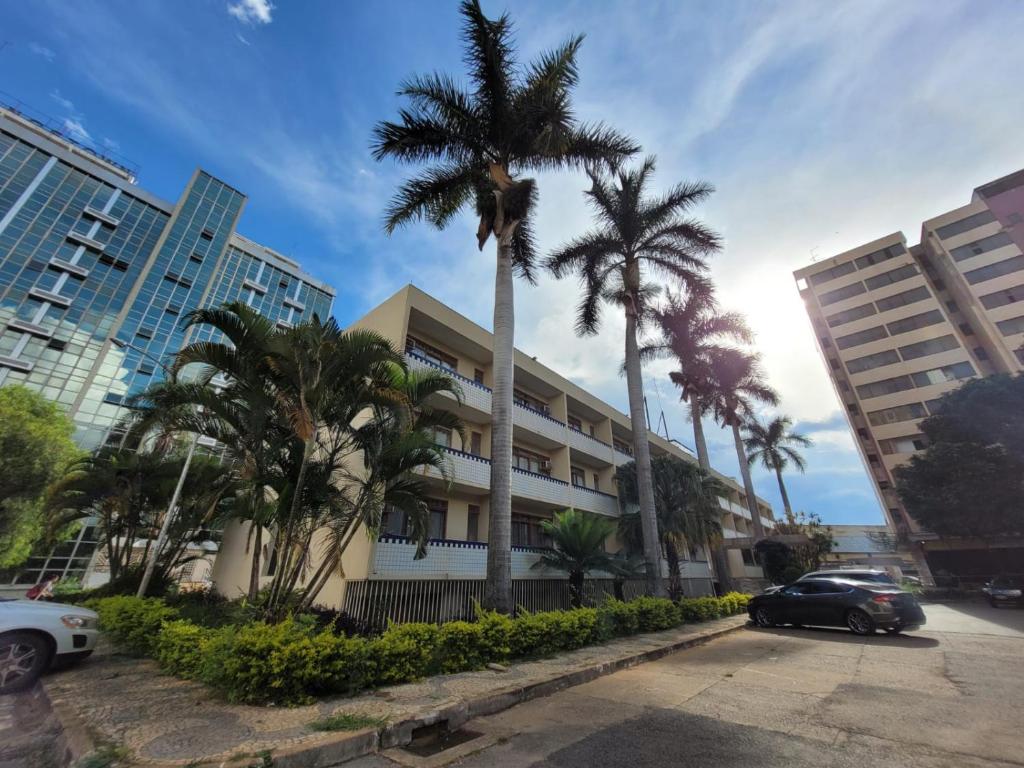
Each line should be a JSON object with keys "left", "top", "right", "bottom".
{"left": 43, "top": 615, "right": 747, "bottom": 767}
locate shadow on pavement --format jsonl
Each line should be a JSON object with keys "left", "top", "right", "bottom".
{"left": 745, "top": 624, "right": 940, "bottom": 648}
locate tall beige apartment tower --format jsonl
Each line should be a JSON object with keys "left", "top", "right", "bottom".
{"left": 794, "top": 169, "right": 1024, "bottom": 580}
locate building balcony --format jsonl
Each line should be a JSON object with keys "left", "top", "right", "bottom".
{"left": 28, "top": 287, "right": 72, "bottom": 308}
{"left": 82, "top": 206, "right": 120, "bottom": 227}
{"left": 569, "top": 483, "right": 620, "bottom": 517}
{"left": 47, "top": 257, "right": 90, "bottom": 279}
{"left": 429, "top": 447, "right": 491, "bottom": 490}
{"left": 514, "top": 400, "right": 566, "bottom": 443}
{"left": 243, "top": 278, "right": 268, "bottom": 295}
{"left": 66, "top": 230, "right": 105, "bottom": 252}
{"left": 370, "top": 535, "right": 562, "bottom": 579}
{"left": 406, "top": 352, "right": 492, "bottom": 415}
{"left": 6, "top": 318, "right": 54, "bottom": 339}
{"left": 511, "top": 465, "right": 570, "bottom": 507}
{"left": 613, "top": 444, "right": 634, "bottom": 466}
{"left": 567, "top": 426, "right": 613, "bottom": 462}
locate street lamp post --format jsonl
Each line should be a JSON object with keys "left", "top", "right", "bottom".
{"left": 107, "top": 337, "right": 208, "bottom": 598}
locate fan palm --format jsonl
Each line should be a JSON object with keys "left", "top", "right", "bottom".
{"left": 546, "top": 157, "right": 720, "bottom": 597}
{"left": 743, "top": 415, "right": 811, "bottom": 518}
{"left": 537, "top": 509, "right": 615, "bottom": 608}
{"left": 616, "top": 456, "right": 724, "bottom": 600}
{"left": 372, "top": 0, "right": 637, "bottom": 613}
{"left": 705, "top": 348, "right": 779, "bottom": 539}
{"left": 648, "top": 290, "right": 753, "bottom": 471}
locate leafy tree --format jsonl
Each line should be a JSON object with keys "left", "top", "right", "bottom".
{"left": 742, "top": 414, "right": 811, "bottom": 518}
{"left": 755, "top": 510, "right": 834, "bottom": 584}
{"left": 0, "top": 386, "right": 79, "bottom": 568}
{"left": 372, "top": 0, "right": 636, "bottom": 613}
{"left": 703, "top": 347, "right": 778, "bottom": 538}
{"left": 537, "top": 509, "right": 615, "bottom": 608}
{"left": 894, "top": 374, "right": 1024, "bottom": 539}
{"left": 616, "top": 456, "right": 725, "bottom": 600}
{"left": 547, "top": 158, "right": 720, "bottom": 597}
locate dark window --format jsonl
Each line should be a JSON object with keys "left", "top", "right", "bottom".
{"left": 996, "top": 315, "right": 1024, "bottom": 336}
{"left": 857, "top": 428, "right": 870, "bottom": 439}
{"left": 826, "top": 303, "right": 877, "bottom": 327}
{"left": 593, "top": 473, "right": 600, "bottom": 490}
{"left": 98, "top": 254, "right": 129, "bottom": 271}
{"left": 829, "top": 357, "right": 841, "bottom": 370}
{"left": 741, "top": 549, "right": 756, "bottom": 566}
{"left": 836, "top": 326, "right": 888, "bottom": 350}
{"left": 136, "top": 328, "right": 153, "bottom": 340}
{"left": 898, "top": 335, "right": 959, "bottom": 361}
{"left": 847, "top": 404, "right": 860, "bottom": 415}
{"left": 103, "top": 393, "right": 123, "bottom": 405}
{"left": 979, "top": 284, "right": 1024, "bottom": 310}
{"left": 958, "top": 322, "right": 974, "bottom": 335}
{"left": 27, "top": 259, "right": 46, "bottom": 272}
{"left": 513, "top": 388, "right": 550, "bottom": 415}
{"left": 568, "top": 415, "right": 583, "bottom": 431}
{"left": 886, "top": 310, "right": 944, "bottom": 336}
{"left": 47, "top": 338, "right": 66, "bottom": 351}
{"left": 838, "top": 380, "right": 851, "bottom": 392}
{"left": 426, "top": 498, "right": 447, "bottom": 539}
{"left": 166, "top": 304, "right": 181, "bottom": 316}
{"left": 867, "top": 402, "right": 927, "bottom": 426}
{"left": 571, "top": 466, "right": 586, "bottom": 487}
{"left": 819, "top": 281, "right": 867, "bottom": 306}
{"left": 406, "top": 335, "right": 457, "bottom": 370}
{"left": 467, "top": 505, "right": 480, "bottom": 542}
{"left": 854, "top": 244, "right": 904, "bottom": 270}
{"left": 808, "top": 261, "right": 856, "bottom": 286}
{"left": 846, "top": 349, "right": 900, "bottom": 374}
{"left": 910, "top": 361, "right": 976, "bottom": 387}
{"left": 856, "top": 374, "right": 915, "bottom": 399}
{"left": 470, "top": 431, "right": 482, "bottom": 456}
{"left": 137, "top": 365, "right": 155, "bottom": 376}
{"left": 474, "top": 368, "right": 485, "bottom": 384}
{"left": 513, "top": 446, "right": 551, "bottom": 475}
{"left": 868, "top": 454, "right": 880, "bottom": 465}
{"left": 964, "top": 254, "right": 1024, "bottom": 285}
{"left": 200, "top": 227, "right": 214, "bottom": 240}
{"left": 874, "top": 286, "right": 931, "bottom": 312}
{"left": 864, "top": 264, "right": 919, "bottom": 291}
{"left": 934, "top": 210, "right": 996, "bottom": 239}
{"left": 946, "top": 300, "right": 959, "bottom": 313}
{"left": 189, "top": 252, "right": 204, "bottom": 263}
{"left": 973, "top": 346, "right": 990, "bottom": 361}
{"left": 950, "top": 231, "right": 1014, "bottom": 262}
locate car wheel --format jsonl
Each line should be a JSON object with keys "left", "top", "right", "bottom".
{"left": 0, "top": 632, "right": 51, "bottom": 695}
{"left": 988, "top": 599, "right": 999, "bottom": 608}
{"left": 754, "top": 607, "right": 776, "bottom": 627}
{"left": 846, "top": 609, "right": 875, "bottom": 636}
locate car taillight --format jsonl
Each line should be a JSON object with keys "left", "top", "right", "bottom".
{"left": 872, "top": 594, "right": 897, "bottom": 603}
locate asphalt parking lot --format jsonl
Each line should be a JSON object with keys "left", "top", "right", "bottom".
{"left": 356, "top": 601, "right": 1024, "bottom": 768}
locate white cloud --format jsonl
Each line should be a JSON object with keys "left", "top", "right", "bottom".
{"left": 102, "top": 137, "right": 121, "bottom": 152}
{"left": 62, "top": 118, "right": 92, "bottom": 144}
{"left": 28, "top": 42, "right": 55, "bottom": 61}
{"left": 50, "top": 90, "right": 75, "bottom": 112}
{"left": 227, "top": 0, "right": 274, "bottom": 25}
{"left": 236, "top": 33, "right": 252, "bottom": 46}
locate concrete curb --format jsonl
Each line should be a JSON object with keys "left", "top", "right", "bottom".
{"left": 49, "top": 617, "right": 748, "bottom": 767}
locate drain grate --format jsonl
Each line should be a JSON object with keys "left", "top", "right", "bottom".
{"left": 403, "top": 723, "right": 484, "bottom": 757}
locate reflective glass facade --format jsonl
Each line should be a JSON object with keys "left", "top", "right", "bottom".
{"left": 0, "top": 105, "right": 334, "bottom": 451}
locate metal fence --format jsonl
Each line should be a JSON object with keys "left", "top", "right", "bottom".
{"left": 341, "top": 576, "right": 714, "bottom": 626}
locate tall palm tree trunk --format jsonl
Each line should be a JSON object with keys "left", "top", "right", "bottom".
{"left": 247, "top": 524, "right": 262, "bottom": 602}
{"left": 624, "top": 307, "right": 666, "bottom": 598}
{"left": 692, "top": 400, "right": 733, "bottom": 594}
{"left": 689, "top": 398, "right": 710, "bottom": 471}
{"left": 732, "top": 421, "right": 765, "bottom": 540}
{"left": 773, "top": 464, "right": 793, "bottom": 517}
{"left": 664, "top": 538, "right": 682, "bottom": 600}
{"left": 484, "top": 232, "right": 515, "bottom": 614}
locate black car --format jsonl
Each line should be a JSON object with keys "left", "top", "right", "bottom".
{"left": 748, "top": 577, "right": 926, "bottom": 636}
{"left": 983, "top": 576, "right": 1024, "bottom": 607}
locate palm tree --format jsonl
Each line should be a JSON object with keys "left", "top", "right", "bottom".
{"left": 546, "top": 157, "right": 720, "bottom": 597}
{"left": 372, "top": 1, "right": 637, "bottom": 613}
{"left": 648, "top": 290, "right": 753, "bottom": 471}
{"left": 704, "top": 348, "right": 779, "bottom": 539}
{"left": 537, "top": 509, "right": 615, "bottom": 608}
{"left": 616, "top": 457, "right": 724, "bottom": 600}
{"left": 743, "top": 415, "right": 811, "bottom": 519}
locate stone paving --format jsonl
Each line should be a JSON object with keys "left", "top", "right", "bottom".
{"left": 41, "top": 615, "right": 747, "bottom": 766}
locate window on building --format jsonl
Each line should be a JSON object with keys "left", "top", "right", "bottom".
{"left": 854, "top": 244, "right": 904, "bottom": 270}
{"left": 886, "top": 310, "right": 944, "bottom": 336}
{"left": 826, "top": 302, "right": 877, "bottom": 327}
{"left": 873, "top": 285, "right": 931, "bottom": 312}
{"left": 973, "top": 346, "right": 990, "bottom": 361}
{"left": 857, "top": 428, "right": 870, "bottom": 439}
{"left": 950, "top": 231, "right": 1015, "bottom": 262}
{"left": 189, "top": 252, "right": 204, "bottom": 263}
{"left": 381, "top": 499, "right": 447, "bottom": 539}
{"left": 864, "top": 264, "right": 919, "bottom": 291}
{"left": 165, "top": 304, "right": 181, "bottom": 316}
{"left": 467, "top": 505, "right": 480, "bottom": 542}
{"left": 819, "top": 281, "right": 867, "bottom": 306}
{"left": 137, "top": 365, "right": 155, "bottom": 376}
{"left": 427, "top": 498, "right": 446, "bottom": 539}
{"left": 838, "top": 379, "right": 851, "bottom": 392}
{"left": 808, "top": 261, "right": 857, "bottom": 286}
{"left": 568, "top": 415, "right": 583, "bottom": 431}
{"left": 996, "top": 315, "right": 1024, "bottom": 336}
{"left": 867, "top": 454, "right": 880, "bottom": 465}
{"left": 897, "top": 335, "right": 959, "bottom": 361}
{"left": 741, "top": 549, "right": 756, "bottom": 566}
{"left": 589, "top": 425, "right": 596, "bottom": 438}
{"left": 513, "top": 446, "right": 550, "bottom": 475}
{"left": 866, "top": 402, "right": 927, "bottom": 426}
{"left": 958, "top": 322, "right": 975, "bottom": 336}
{"left": 406, "top": 335, "right": 457, "bottom": 370}
{"left": 512, "top": 514, "right": 551, "bottom": 548}
{"left": 880, "top": 435, "right": 928, "bottom": 455}
{"left": 571, "top": 466, "right": 586, "bottom": 487}
{"left": 473, "top": 368, "right": 485, "bottom": 384}
{"left": 964, "top": 254, "right": 1024, "bottom": 285}
{"left": 946, "top": 300, "right": 959, "bottom": 313}
{"left": 829, "top": 357, "right": 842, "bottom": 370}
{"left": 934, "top": 210, "right": 997, "bottom": 240}
{"left": 432, "top": 427, "right": 452, "bottom": 448}
{"left": 819, "top": 335, "right": 833, "bottom": 347}
{"left": 470, "top": 431, "right": 482, "bottom": 456}
{"left": 513, "top": 388, "right": 549, "bottom": 415}
{"left": 979, "top": 284, "right": 1024, "bottom": 310}
{"left": 845, "top": 349, "right": 900, "bottom": 374}
{"left": 836, "top": 325, "right": 888, "bottom": 350}
{"left": 593, "top": 473, "right": 600, "bottom": 490}
{"left": 200, "top": 227, "right": 215, "bottom": 240}
{"left": 856, "top": 374, "right": 915, "bottom": 400}
{"left": 613, "top": 438, "right": 633, "bottom": 455}
{"left": 847, "top": 404, "right": 860, "bottom": 415}
{"left": 910, "top": 361, "right": 976, "bottom": 387}
{"left": 46, "top": 338, "right": 67, "bottom": 351}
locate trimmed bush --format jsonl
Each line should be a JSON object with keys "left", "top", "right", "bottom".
{"left": 97, "top": 590, "right": 754, "bottom": 706}
{"left": 87, "top": 596, "right": 179, "bottom": 656}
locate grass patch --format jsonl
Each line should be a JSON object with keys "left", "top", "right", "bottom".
{"left": 78, "top": 744, "right": 131, "bottom": 768}
{"left": 308, "top": 712, "right": 385, "bottom": 732}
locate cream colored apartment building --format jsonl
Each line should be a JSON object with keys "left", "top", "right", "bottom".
{"left": 213, "top": 285, "right": 775, "bottom": 617}
{"left": 794, "top": 169, "right": 1024, "bottom": 579}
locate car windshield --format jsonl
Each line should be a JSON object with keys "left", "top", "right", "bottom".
{"left": 993, "top": 578, "right": 1023, "bottom": 588}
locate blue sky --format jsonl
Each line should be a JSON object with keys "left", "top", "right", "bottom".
{"left": 5, "top": 0, "right": 1024, "bottom": 525}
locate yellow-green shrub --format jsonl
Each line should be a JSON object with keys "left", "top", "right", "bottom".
{"left": 372, "top": 623, "right": 441, "bottom": 685}
{"left": 631, "top": 596, "right": 682, "bottom": 631}
{"left": 436, "top": 621, "right": 487, "bottom": 673}
{"left": 154, "top": 619, "right": 212, "bottom": 678}
{"left": 87, "top": 596, "right": 178, "bottom": 656}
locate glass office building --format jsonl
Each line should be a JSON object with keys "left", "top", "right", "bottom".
{"left": 0, "top": 101, "right": 333, "bottom": 588}
{"left": 0, "top": 102, "right": 334, "bottom": 450}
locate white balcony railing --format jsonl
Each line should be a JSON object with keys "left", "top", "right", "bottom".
{"left": 406, "top": 352, "right": 491, "bottom": 414}
{"left": 511, "top": 466, "right": 570, "bottom": 507}
{"left": 513, "top": 401, "right": 567, "bottom": 443}
{"left": 567, "top": 426, "right": 614, "bottom": 460}
{"left": 569, "top": 484, "right": 620, "bottom": 517}
{"left": 371, "top": 535, "right": 561, "bottom": 579}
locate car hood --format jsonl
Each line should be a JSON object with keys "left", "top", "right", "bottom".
{"left": 0, "top": 599, "right": 98, "bottom": 619}
{"left": 762, "top": 586, "right": 784, "bottom": 595}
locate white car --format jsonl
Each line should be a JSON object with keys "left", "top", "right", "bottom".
{"left": 0, "top": 598, "right": 99, "bottom": 694}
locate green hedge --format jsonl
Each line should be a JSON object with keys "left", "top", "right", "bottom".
{"left": 92, "top": 592, "right": 751, "bottom": 706}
